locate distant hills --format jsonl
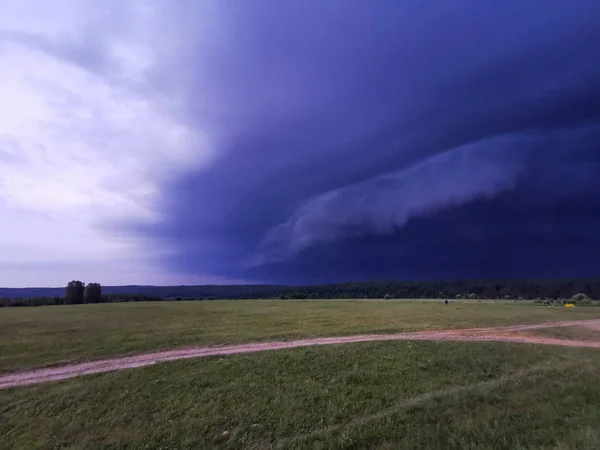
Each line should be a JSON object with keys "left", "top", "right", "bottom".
{"left": 0, "top": 284, "right": 283, "bottom": 300}
{"left": 2, "top": 279, "right": 600, "bottom": 300}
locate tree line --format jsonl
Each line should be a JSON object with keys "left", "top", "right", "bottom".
{"left": 0, "top": 280, "right": 162, "bottom": 307}
{"left": 1, "top": 278, "right": 600, "bottom": 307}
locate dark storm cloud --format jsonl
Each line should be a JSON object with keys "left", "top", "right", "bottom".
{"left": 133, "top": 0, "right": 600, "bottom": 283}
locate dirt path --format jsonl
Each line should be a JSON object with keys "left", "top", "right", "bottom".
{"left": 2, "top": 319, "right": 599, "bottom": 389}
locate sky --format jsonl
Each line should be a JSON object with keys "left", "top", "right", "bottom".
{"left": 1, "top": 1, "right": 600, "bottom": 287}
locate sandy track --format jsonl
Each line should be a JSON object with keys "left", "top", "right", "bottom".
{"left": 2, "top": 319, "right": 599, "bottom": 389}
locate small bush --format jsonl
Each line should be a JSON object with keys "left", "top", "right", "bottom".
{"left": 29, "top": 297, "right": 53, "bottom": 307}
{"left": 100, "top": 294, "right": 163, "bottom": 303}
{"left": 10, "top": 297, "right": 30, "bottom": 307}
{"left": 572, "top": 293, "right": 590, "bottom": 302}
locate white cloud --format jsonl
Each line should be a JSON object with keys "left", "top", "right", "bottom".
{"left": 0, "top": 0, "right": 212, "bottom": 286}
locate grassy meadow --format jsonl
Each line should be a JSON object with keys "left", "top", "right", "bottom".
{"left": 531, "top": 323, "right": 600, "bottom": 342}
{"left": 2, "top": 300, "right": 600, "bottom": 373}
{"left": 2, "top": 300, "right": 600, "bottom": 449}
{"left": 2, "top": 341, "right": 600, "bottom": 449}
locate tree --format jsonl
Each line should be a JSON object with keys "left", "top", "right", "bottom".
{"left": 65, "top": 280, "right": 85, "bottom": 305}
{"left": 84, "top": 283, "right": 102, "bottom": 304}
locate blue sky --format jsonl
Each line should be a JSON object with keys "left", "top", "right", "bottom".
{"left": 1, "top": 1, "right": 600, "bottom": 287}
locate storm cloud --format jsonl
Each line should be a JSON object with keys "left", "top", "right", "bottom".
{"left": 133, "top": 0, "right": 600, "bottom": 284}
{"left": 2, "top": 1, "right": 600, "bottom": 286}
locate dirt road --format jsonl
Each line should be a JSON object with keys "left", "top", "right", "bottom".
{"left": 2, "top": 319, "right": 599, "bottom": 389}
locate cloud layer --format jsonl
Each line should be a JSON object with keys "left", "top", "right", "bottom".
{"left": 2, "top": 1, "right": 600, "bottom": 286}
{"left": 0, "top": 1, "right": 210, "bottom": 286}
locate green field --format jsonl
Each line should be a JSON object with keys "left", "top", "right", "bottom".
{"left": 2, "top": 300, "right": 600, "bottom": 373}
{"left": 531, "top": 324, "right": 600, "bottom": 342}
{"left": 2, "top": 300, "right": 600, "bottom": 449}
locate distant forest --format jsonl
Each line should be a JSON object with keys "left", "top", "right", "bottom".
{"left": 1, "top": 279, "right": 600, "bottom": 307}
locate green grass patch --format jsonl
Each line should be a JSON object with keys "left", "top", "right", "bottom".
{"left": 3, "top": 300, "right": 600, "bottom": 373}
{"left": 1, "top": 341, "right": 599, "bottom": 449}
{"left": 531, "top": 324, "right": 600, "bottom": 342}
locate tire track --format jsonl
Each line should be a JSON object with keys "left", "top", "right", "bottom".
{"left": 2, "top": 319, "right": 599, "bottom": 389}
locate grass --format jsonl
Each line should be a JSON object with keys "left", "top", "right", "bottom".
{"left": 3, "top": 301, "right": 600, "bottom": 449}
{"left": 2, "top": 341, "right": 600, "bottom": 449}
{"left": 3, "top": 300, "right": 600, "bottom": 373}
{"left": 531, "top": 323, "right": 600, "bottom": 342}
